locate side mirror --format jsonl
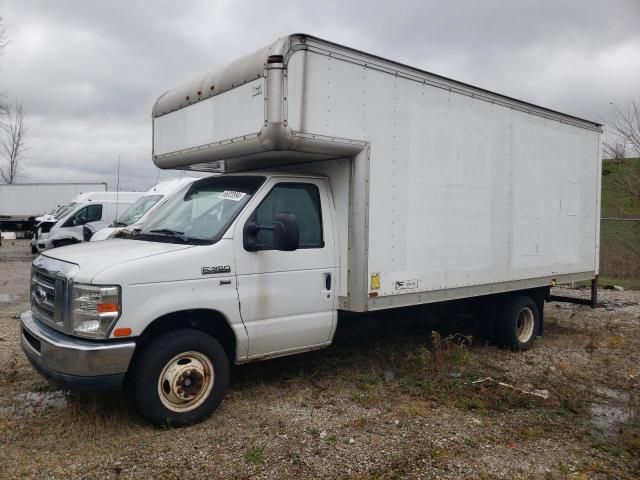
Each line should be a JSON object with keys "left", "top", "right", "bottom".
{"left": 82, "top": 225, "right": 95, "bottom": 242}
{"left": 273, "top": 212, "right": 299, "bottom": 251}
{"left": 243, "top": 221, "right": 260, "bottom": 251}
{"left": 243, "top": 212, "right": 299, "bottom": 252}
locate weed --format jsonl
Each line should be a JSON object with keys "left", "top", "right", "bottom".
{"left": 350, "top": 391, "right": 377, "bottom": 408}
{"left": 414, "top": 379, "right": 436, "bottom": 395}
{"left": 605, "top": 336, "right": 626, "bottom": 349}
{"left": 431, "top": 331, "right": 473, "bottom": 374}
{"left": 457, "top": 395, "right": 486, "bottom": 411}
{"left": 357, "top": 371, "right": 379, "bottom": 390}
{"left": 244, "top": 445, "right": 264, "bottom": 465}
{"left": 518, "top": 426, "right": 539, "bottom": 440}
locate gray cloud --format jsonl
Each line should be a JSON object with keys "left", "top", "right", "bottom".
{"left": 2, "top": 0, "right": 639, "bottom": 190}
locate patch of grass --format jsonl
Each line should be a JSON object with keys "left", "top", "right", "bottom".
{"left": 457, "top": 395, "right": 487, "bottom": 411}
{"left": 605, "top": 335, "right": 626, "bottom": 349}
{"left": 518, "top": 425, "right": 542, "bottom": 440}
{"left": 244, "top": 445, "right": 264, "bottom": 465}
{"left": 624, "top": 434, "right": 640, "bottom": 455}
{"left": 412, "top": 379, "right": 436, "bottom": 395}
{"left": 597, "top": 276, "right": 640, "bottom": 290}
{"left": 357, "top": 371, "right": 379, "bottom": 390}
{"left": 350, "top": 391, "right": 377, "bottom": 408}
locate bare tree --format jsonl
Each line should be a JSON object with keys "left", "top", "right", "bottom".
{"left": 0, "top": 16, "right": 7, "bottom": 116}
{"left": 0, "top": 15, "right": 6, "bottom": 55}
{"left": 0, "top": 101, "right": 28, "bottom": 183}
{"left": 602, "top": 98, "right": 640, "bottom": 203}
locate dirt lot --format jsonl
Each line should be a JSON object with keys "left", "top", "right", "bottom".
{"left": 0, "top": 239, "right": 638, "bottom": 479}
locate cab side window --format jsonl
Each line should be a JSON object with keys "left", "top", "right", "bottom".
{"left": 86, "top": 204, "right": 103, "bottom": 223}
{"left": 63, "top": 204, "right": 103, "bottom": 227}
{"left": 250, "top": 183, "right": 323, "bottom": 249}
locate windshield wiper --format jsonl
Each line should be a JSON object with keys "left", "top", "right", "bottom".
{"left": 148, "top": 228, "right": 189, "bottom": 242}
{"left": 112, "top": 221, "right": 128, "bottom": 227}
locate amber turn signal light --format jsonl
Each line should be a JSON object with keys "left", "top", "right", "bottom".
{"left": 113, "top": 328, "right": 132, "bottom": 337}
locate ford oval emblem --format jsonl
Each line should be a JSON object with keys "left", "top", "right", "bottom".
{"left": 34, "top": 286, "right": 47, "bottom": 305}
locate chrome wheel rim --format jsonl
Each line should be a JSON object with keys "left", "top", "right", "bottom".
{"left": 516, "top": 307, "right": 535, "bottom": 343}
{"left": 157, "top": 351, "right": 214, "bottom": 412}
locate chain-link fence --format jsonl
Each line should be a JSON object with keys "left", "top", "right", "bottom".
{"left": 599, "top": 217, "right": 640, "bottom": 280}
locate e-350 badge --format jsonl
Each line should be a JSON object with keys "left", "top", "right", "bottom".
{"left": 201, "top": 265, "right": 231, "bottom": 275}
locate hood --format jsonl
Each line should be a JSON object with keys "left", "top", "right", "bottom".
{"left": 90, "top": 227, "right": 118, "bottom": 242}
{"left": 43, "top": 239, "right": 193, "bottom": 282}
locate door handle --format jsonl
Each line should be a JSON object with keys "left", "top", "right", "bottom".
{"left": 324, "top": 273, "right": 332, "bottom": 291}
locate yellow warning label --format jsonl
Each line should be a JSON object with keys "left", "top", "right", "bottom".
{"left": 371, "top": 273, "right": 380, "bottom": 290}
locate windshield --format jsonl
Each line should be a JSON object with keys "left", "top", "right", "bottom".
{"left": 136, "top": 176, "right": 265, "bottom": 244}
{"left": 115, "top": 195, "right": 163, "bottom": 226}
{"left": 53, "top": 202, "right": 75, "bottom": 219}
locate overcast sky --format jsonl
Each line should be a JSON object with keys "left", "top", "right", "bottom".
{"left": 2, "top": 0, "right": 639, "bottom": 191}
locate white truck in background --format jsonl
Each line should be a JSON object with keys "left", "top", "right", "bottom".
{"left": 90, "top": 178, "right": 199, "bottom": 241}
{"left": 0, "top": 182, "right": 106, "bottom": 240}
{"left": 21, "top": 34, "right": 601, "bottom": 426}
{"left": 33, "top": 191, "right": 143, "bottom": 251}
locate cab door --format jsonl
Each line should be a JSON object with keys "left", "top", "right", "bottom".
{"left": 233, "top": 178, "right": 337, "bottom": 359}
{"left": 62, "top": 204, "right": 103, "bottom": 237}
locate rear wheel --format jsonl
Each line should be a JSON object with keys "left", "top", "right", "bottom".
{"left": 128, "top": 329, "right": 229, "bottom": 427}
{"left": 496, "top": 295, "right": 539, "bottom": 351}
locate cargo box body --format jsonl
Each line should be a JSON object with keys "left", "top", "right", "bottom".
{"left": 0, "top": 183, "right": 108, "bottom": 219}
{"left": 152, "top": 34, "right": 602, "bottom": 312}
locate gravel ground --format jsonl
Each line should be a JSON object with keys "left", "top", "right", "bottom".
{"left": 0, "top": 240, "right": 638, "bottom": 479}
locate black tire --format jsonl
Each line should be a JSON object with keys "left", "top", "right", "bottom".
{"left": 31, "top": 244, "right": 38, "bottom": 254}
{"left": 128, "top": 329, "right": 229, "bottom": 427}
{"left": 495, "top": 295, "right": 539, "bottom": 351}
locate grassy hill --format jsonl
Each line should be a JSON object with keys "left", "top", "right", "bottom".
{"left": 601, "top": 157, "right": 640, "bottom": 218}
{"left": 599, "top": 157, "right": 640, "bottom": 288}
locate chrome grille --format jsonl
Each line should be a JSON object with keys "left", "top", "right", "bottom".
{"left": 30, "top": 255, "right": 78, "bottom": 334}
{"left": 31, "top": 269, "right": 57, "bottom": 324}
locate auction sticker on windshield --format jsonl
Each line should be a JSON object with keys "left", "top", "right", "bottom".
{"left": 222, "top": 191, "right": 247, "bottom": 201}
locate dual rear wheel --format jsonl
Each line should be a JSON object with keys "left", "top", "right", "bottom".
{"left": 495, "top": 294, "right": 540, "bottom": 351}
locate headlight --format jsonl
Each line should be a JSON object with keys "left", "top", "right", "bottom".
{"left": 71, "top": 284, "right": 121, "bottom": 339}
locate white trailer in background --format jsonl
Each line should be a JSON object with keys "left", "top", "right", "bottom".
{"left": 21, "top": 34, "right": 602, "bottom": 426}
{"left": 0, "top": 182, "right": 107, "bottom": 237}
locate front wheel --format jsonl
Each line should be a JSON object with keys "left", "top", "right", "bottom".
{"left": 128, "top": 329, "right": 229, "bottom": 427}
{"left": 496, "top": 295, "right": 540, "bottom": 351}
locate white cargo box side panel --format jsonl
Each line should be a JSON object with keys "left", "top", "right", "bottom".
{"left": 290, "top": 48, "right": 600, "bottom": 303}
{"left": 0, "top": 183, "right": 107, "bottom": 217}
{"left": 153, "top": 78, "right": 265, "bottom": 157}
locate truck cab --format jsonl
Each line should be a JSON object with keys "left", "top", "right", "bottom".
{"left": 22, "top": 171, "right": 339, "bottom": 425}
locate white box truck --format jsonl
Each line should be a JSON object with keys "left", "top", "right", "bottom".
{"left": 21, "top": 34, "right": 601, "bottom": 426}
{"left": 0, "top": 182, "right": 107, "bottom": 238}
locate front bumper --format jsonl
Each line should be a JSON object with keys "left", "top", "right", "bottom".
{"left": 20, "top": 311, "right": 136, "bottom": 390}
